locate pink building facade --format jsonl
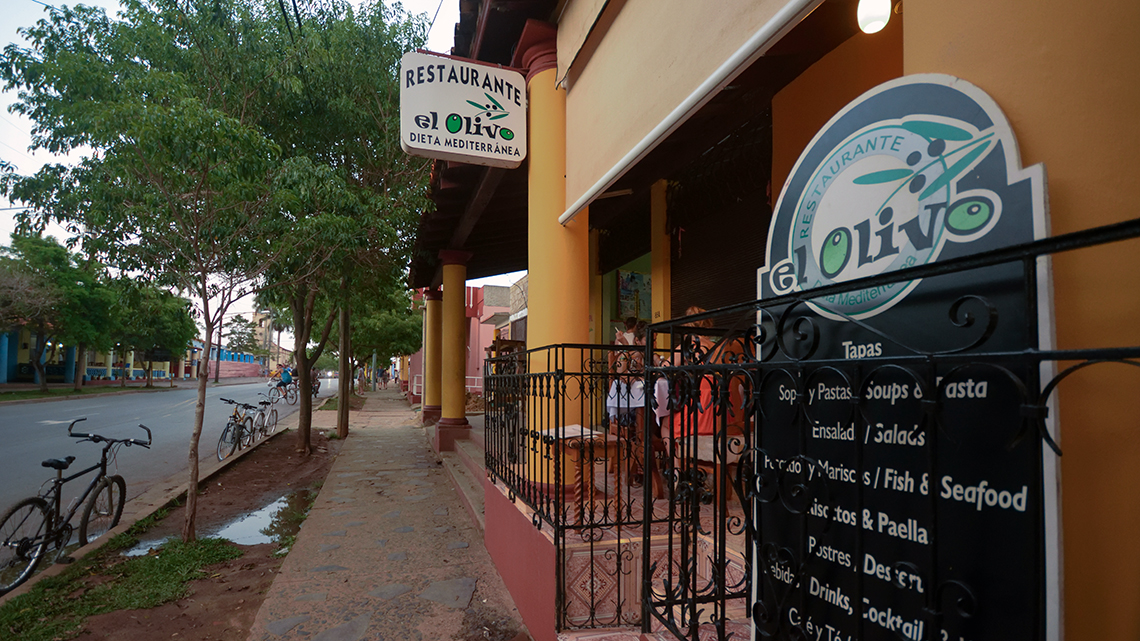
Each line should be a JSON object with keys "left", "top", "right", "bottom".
{"left": 405, "top": 285, "right": 509, "bottom": 405}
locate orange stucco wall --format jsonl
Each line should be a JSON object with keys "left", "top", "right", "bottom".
{"left": 771, "top": 13, "right": 903, "bottom": 201}
{"left": 774, "top": 3, "right": 1140, "bottom": 639}
{"left": 904, "top": 2, "right": 1140, "bottom": 639}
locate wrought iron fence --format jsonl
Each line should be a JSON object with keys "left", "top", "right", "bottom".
{"left": 484, "top": 218, "right": 1140, "bottom": 641}
{"left": 484, "top": 343, "right": 670, "bottom": 631}
{"left": 642, "top": 217, "right": 1140, "bottom": 641}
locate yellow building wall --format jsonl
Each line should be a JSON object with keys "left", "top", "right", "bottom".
{"left": 904, "top": 2, "right": 1140, "bottom": 639}
{"left": 771, "top": 14, "right": 903, "bottom": 198}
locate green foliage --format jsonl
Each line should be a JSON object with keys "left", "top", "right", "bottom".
{"left": 0, "top": 0, "right": 433, "bottom": 455}
{"left": 224, "top": 314, "right": 266, "bottom": 355}
{"left": 0, "top": 538, "right": 241, "bottom": 641}
{"left": 119, "top": 284, "right": 197, "bottom": 359}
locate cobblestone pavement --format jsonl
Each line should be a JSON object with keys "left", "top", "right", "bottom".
{"left": 247, "top": 389, "right": 528, "bottom": 641}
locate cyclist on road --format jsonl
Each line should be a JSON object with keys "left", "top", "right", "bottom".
{"left": 275, "top": 365, "right": 293, "bottom": 391}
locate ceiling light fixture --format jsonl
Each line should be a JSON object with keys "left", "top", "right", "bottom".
{"left": 857, "top": 0, "right": 891, "bottom": 34}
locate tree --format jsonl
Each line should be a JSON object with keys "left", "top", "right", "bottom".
{"left": 247, "top": 0, "right": 430, "bottom": 453}
{"left": 1, "top": 0, "right": 279, "bottom": 541}
{"left": 224, "top": 315, "right": 265, "bottom": 356}
{"left": 0, "top": 0, "right": 429, "bottom": 537}
{"left": 2, "top": 235, "right": 115, "bottom": 392}
{"left": 327, "top": 287, "right": 422, "bottom": 391}
{"left": 120, "top": 285, "right": 197, "bottom": 388}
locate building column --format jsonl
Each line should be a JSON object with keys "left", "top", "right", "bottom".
{"left": 589, "top": 229, "right": 602, "bottom": 345}
{"left": 422, "top": 288, "right": 443, "bottom": 425}
{"left": 6, "top": 332, "right": 18, "bottom": 382}
{"left": 650, "top": 179, "right": 672, "bottom": 349}
{"left": 521, "top": 28, "right": 590, "bottom": 352}
{"left": 0, "top": 331, "right": 8, "bottom": 384}
{"left": 64, "top": 346, "right": 76, "bottom": 384}
{"left": 436, "top": 250, "right": 472, "bottom": 451}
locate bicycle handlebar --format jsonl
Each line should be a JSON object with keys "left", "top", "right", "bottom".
{"left": 221, "top": 397, "right": 257, "bottom": 411}
{"left": 67, "top": 418, "right": 152, "bottom": 448}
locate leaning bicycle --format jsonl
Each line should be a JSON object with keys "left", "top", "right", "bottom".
{"left": 0, "top": 418, "right": 152, "bottom": 596}
{"left": 252, "top": 393, "right": 279, "bottom": 439}
{"left": 216, "top": 398, "right": 256, "bottom": 461}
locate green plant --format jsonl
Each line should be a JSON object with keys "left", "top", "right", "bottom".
{"left": 0, "top": 538, "right": 241, "bottom": 641}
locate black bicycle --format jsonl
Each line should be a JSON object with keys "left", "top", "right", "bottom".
{"left": 0, "top": 418, "right": 152, "bottom": 595}
{"left": 217, "top": 398, "right": 257, "bottom": 461}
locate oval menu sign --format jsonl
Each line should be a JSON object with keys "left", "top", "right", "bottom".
{"left": 752, "top": 75, "right": 1058, "bottom": 641}
{"left": 760, "top": 74, "right": 1044, "bottom": 321}
{"left": 399, "top": 50, "right": 527, "bottom": 169}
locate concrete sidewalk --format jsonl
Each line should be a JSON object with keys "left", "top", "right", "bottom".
{"left": 246, "top": 389, "right": 529, "bottom": 641}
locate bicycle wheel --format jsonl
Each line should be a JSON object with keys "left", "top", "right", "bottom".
{"left": 0, "top": 497, "right": 50, "bottom": 596}
{"left": 267, "top": 408, "right": 278, "bottom": 435}
{"left": 286, "top": 385, "right": 298, "bottom": 405}
{"left": 267, "top": 386, "right": 282, "bottom": 404}
{"left": 79, "top": 475, "right": 126, "bottom": 546}
{"left": 217, "top": 422, "right": 239, "bottom": 461}
{"left": 253, "top": 412, "right": 267, "bottom": 438}
{"left": 239, "top": 417, "right": 256, "bottom": 449}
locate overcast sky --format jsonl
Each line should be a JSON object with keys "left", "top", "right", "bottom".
{"left": 1, "top": 0, "right": 520, "bottom": 328}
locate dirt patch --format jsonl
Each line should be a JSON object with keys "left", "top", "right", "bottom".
{"left": 318, "top": 393, "right": 366, "bottom": 412}
{"left": 464, "top": 391, "right": 484, "bottom": 412}
{"left": 74, "top": 429, "right": 341, "bottom": 641}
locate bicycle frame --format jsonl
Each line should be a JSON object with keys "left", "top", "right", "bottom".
{"left": 42, "top": 457, "right": 108, "bottom": 532}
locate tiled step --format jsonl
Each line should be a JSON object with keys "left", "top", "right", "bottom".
{"left": 441, "top": 451, "right": 486, "bottom": 532}
{"left": 455, "top": 437, "right": 485, "bottom": 479}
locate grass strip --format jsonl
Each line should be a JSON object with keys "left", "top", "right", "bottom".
{"left": 0, "top": 538, "right": 240, "bottom": 641}
{"left": 0, "top": 513, "right": 240, "bottom": 641}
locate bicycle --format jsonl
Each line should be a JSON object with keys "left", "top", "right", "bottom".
{"left": 252, "top": 393, "right": 279, "bottom": 439}
{"left": 0, "top": 418, "right": 152, "bottom": 596}
{"left": 216, "top": 398, "right": 257, "bottom": 461}
{"left": 266, "top": 381, "right": 298, "bottom": 406}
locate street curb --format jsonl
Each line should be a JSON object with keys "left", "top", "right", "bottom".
{"left": 0, "top": 400, "right": 315, "bottom": 607}
{"left": 0, "top": 386, "right": 181, "bottom": 407}
{"left": 0, "top": 376, "right": 294, "bottom": 406}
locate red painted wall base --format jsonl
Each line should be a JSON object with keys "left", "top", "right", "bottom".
{"left": 434, "top": 417, "right": 470, "bottom": 452}
{"left": 484, "top": 478, "right": 556, "bottom": 641}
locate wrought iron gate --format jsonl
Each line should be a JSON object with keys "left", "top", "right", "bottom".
{"left": 642, "top": 218, "right": 1140, "bottom": 641}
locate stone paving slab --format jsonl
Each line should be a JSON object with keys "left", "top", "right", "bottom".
{"left": 247, "top": 390, "right": 529, "bottom": 641}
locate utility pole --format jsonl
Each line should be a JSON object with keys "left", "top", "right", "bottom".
{"left": 214, "top": 318, "right": 223, "bottom": 383}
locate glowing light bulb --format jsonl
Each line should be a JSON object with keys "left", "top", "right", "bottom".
{"left": 858, "top": 0, "right": 891, "bottom": 34}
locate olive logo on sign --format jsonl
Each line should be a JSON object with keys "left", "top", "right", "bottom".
{"left": 767, "top": 117, "right": 1003, "bottom": 319}
{"left": 413, "top": 91, "right": 515, "bottom": 142}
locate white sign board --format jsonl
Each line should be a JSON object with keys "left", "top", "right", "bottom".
{"left": 399, "top": 51, "right": 527, "bottom": 169}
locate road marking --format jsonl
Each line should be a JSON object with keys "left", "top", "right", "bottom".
{"left": 38, "top": 420, "right": 72, "bottom": 424}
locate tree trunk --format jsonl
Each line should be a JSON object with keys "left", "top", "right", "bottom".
{"left": 145, "top": 360, "right": 153, "bottom": 388}
{"left": 337, "top": 304, "right": 350, "bottom": 439}
{"left": 120, "top": 347, "right": 127, "bottom": 387}
{"left": 73, "top": 343, "right": 86, "bottom": 392}
{"left": 32, "top": 326, "right": 48, "bottom": 393}
{"left": 183, "top": 325, "right": 212, "bottom": 543}
{"left": 293, "top": 326, "right": 313, "bottom": 456}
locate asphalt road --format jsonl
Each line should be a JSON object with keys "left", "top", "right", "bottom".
{"left": 0, "top": 377, "right": 340, "bottom": 514}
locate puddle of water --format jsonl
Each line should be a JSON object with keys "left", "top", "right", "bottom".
{"left": 124, "top": 490, "right": 315, "bottom": 556}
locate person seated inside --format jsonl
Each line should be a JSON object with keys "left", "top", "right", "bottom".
{"left": 665, "top": 306, "right": 750, "bottom": 504}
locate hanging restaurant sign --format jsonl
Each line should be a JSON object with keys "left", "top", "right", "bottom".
{"left": 399, "top": 50, "right": 527, "bottom": 169}
{"left": 752, "top": 75, "right": 1057, "bottom": 641}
